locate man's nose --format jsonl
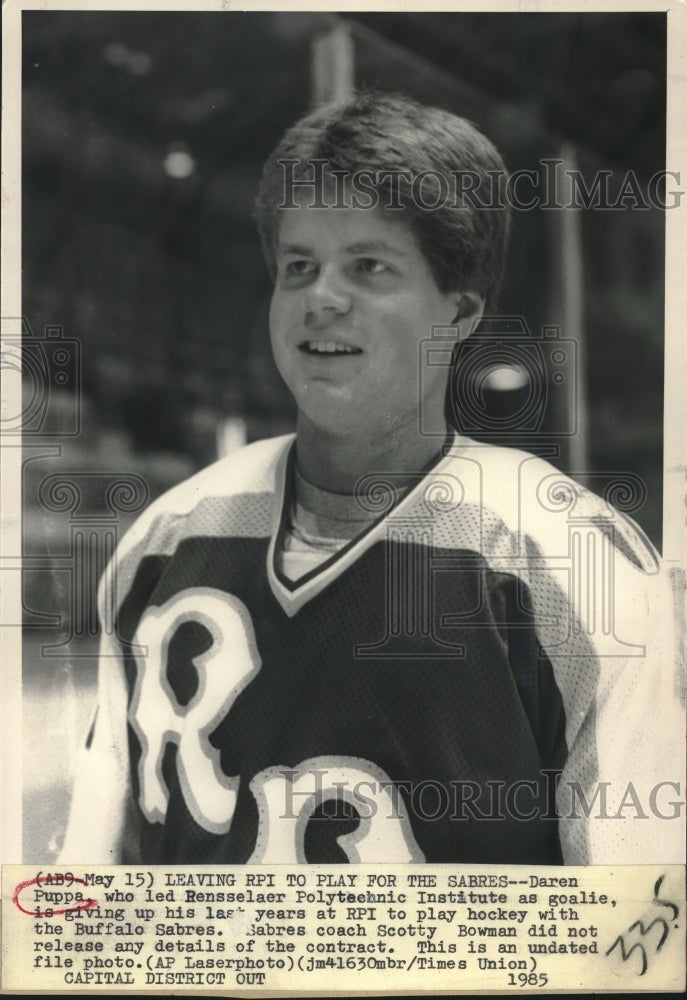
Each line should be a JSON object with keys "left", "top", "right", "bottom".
{"left": 304, "top": 266, "right": 351, "bottom": 319}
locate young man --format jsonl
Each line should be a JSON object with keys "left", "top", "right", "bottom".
{"left": 60, "top": 92, "right": 683, "bottom": 866}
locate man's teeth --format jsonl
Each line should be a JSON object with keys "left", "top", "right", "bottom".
{"left": 304, "top": 341, "right": 360, "bottom": 354}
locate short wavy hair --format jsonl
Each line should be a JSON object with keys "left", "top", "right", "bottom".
{"left": 256, "top": 91, "right": 510, "bottom": 311}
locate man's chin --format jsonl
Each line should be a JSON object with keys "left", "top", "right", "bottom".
{"left": 296, "top": 392, "right": 371, "bottom": 437}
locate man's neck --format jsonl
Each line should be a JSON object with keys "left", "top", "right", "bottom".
{"left": 294, "top": 414, "right": 452, "bottom": 494}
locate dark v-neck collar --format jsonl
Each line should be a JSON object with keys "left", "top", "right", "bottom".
{"left": 267, "top": 433, "right": 458, "bottom": 616}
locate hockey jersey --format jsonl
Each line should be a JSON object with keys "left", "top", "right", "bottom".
{"left": 60, "top": 434, "right": 684, "bottom": 865}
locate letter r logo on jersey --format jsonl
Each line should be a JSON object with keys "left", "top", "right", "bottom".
{"left": 128, "top": 586, "right": 425, "bottom": 864}
{"left": 129, "top": 588, "right": 262, "bottom": 834}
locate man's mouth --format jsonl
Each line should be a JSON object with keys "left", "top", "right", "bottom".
{"left": 298, "top": 340, "right": 363, "bottom": 356}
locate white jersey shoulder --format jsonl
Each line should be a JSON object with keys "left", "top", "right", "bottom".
{"left": 133, "top": 433, "right": 292, "bottom": 531}
{"left": 450, "top": 439, "right": 660, "bottom": 576}
{"left": 121, "top": 434, "right": 291, "bottom": 547}
{"left": 97, "top": 434, "right": 294, "bottom": 611}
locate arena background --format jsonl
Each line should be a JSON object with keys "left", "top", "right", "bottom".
{"left": 20, "top": 10, "right": 666, "bottom": 861}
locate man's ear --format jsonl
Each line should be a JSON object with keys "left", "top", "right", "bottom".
{"left": 451, "top": 291, "right": 485, "bottom": 341}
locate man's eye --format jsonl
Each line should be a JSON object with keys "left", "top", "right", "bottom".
{"left": 355, "top": 258, "right": 389, "bottom": 276}
{"left": 285, "top": 260, "right": 316, "bottom": 277}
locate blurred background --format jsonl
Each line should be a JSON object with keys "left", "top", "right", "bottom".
{"left": 21, "top": 10, "right": 666, "bottom": 860}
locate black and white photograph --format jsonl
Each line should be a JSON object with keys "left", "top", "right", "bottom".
{"left": 1, "top": 1, "right": 685, "bottom": 994}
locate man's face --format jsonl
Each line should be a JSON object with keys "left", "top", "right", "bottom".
{"left": 269, "top": 197, "right": 464, "bottom": 438}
